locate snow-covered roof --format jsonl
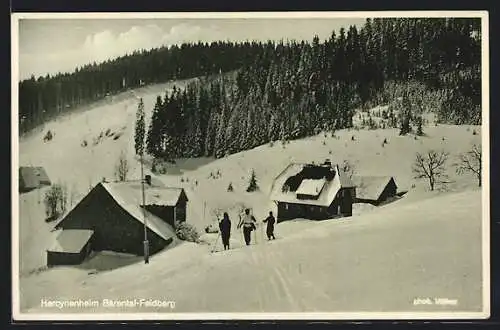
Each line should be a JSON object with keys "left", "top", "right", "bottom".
{"left": 101, "top": 182, "right": 177, "bottom": 241}
{"left": 48, "top": 229, "right": 94, "bottom": 253}
{"left": 104, "top": 181, "right": 186, "bottom": 206}
{"left": 296, "top": 178, "right": 327, "bottom": 197}
{"left": 270, "top": 163, "right": 354, "bottom": 207}
{"left": 352, "top": 176, "right": 396, "bottom": 201}
{"left": 19, "top": 167, "right": 39, "bottom": 189}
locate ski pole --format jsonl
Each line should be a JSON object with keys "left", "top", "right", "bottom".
{"left": 261, "top": 218, "right": 264, "bottom": 243}
{"left": 212, "top": 230, "right": 221, "bottom": 253}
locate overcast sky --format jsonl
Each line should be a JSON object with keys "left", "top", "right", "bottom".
{"left": 17, "top": 17, "right": 367, "bottom": 81}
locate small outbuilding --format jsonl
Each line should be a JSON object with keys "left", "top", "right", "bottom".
{"left": 47, "top": 229, "right": 94, "bottom": 266}
{"left": 352, "top": 176, "right": 398, "bottom": 205}
{"left": 19, "top": 166, "right": 51, "bottom": 193}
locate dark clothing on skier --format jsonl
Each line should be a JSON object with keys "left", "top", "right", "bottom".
{"left": 219, "top": 213, "right": 231, "bottom": 250}
{"left": 243, "top": 226, "right": 252, "bottom": 245}
{"left": 263, "top": 214, "right": 276, "bottom": 240}
{"left": 238, "top": 210, "right": 256, "bottom": 245}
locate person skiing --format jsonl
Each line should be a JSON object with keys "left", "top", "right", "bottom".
{"left": 219, "top": 212, "right": 231, "bottom": 250}
{"left": 263, "top": 211, "right": 276, "bottom": 240}
{"left": 238, "top": 208, "right": 256, "bottom": 246}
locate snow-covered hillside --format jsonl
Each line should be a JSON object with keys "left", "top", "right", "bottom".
{"left": 16, "top": 79, "right": 485, "bottom": 317}
{"left": 20, "top": 189, "right": 483, "bottom": 315}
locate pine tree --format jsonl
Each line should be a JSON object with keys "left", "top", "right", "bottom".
{"left": 246, "top": 169, "right": 259, "bottom": 192}
{"left": 416, "top": 115, "right": 424, "bottom": 136}
{"left": 134, "top": 98, "right": 145, "bottom": 156}
{"left": 146, "top": 96, "right": 163, "bottom": 157}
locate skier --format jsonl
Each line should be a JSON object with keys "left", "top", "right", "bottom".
{"left": 238, "top": 208, "right": 256, "bottom": 246}
{"left": 263, "top": 211, "right": 276, "bottom": 240}
{"left": 219, "top": 212, "right": 232, "bottom": 250}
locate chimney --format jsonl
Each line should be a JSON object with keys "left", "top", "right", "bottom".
{"left": 145, "top": 175, "right": 151, "bottom": 186}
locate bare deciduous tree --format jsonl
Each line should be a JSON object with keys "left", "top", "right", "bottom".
{"left": 341, "top": 160, "right": 356, "bottom": 179}
{"left": 455, "top": 144, "right": 482, "bottom": 187}
{"left": 44, "top": 182, "right": 69, "bottom": 221}
{"left": 60, "top": 182, "right": 68, "bottom": 214}
{"left": 115, "top": 151, "right": 129, "bottom": 182}
{"left": 412, "top": 150, "right": 449, "bottom": 191}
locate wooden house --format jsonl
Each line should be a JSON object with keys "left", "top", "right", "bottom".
{"left": 50, "top": 179, "right": 187, "bottom": 266}
{"left": 270, "top": 160, "right": 356, "bottom": 222}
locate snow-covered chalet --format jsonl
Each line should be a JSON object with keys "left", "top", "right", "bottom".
{"left": 270, "top": 160, "right": 356, "bottom": 222}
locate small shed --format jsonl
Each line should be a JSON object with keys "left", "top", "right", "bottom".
{"left": 19, "top": 166, "right": 51, "bottom": 193}
{"left": 353, "top": 176, "right": 398, "bottom": 205}
{"left": 47, "top": 229, "right": 94, "bottom": 266}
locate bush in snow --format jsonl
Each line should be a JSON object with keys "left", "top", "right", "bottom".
{"left": 43, "top": 130, "right": 53, "bottom": 142}
{"left": 114, "top": 151, "right": 129, "bottom": 182}
{"left": 227, "top": 182, "right": 234, "bottom": 192}
{"left": 151, "top": 158, "right": 167, "bottom": 174}
{"left": 81, "top": 139, "right": 87, "bottom": 147}
{"left": 44, "top": 182, "right": 68, "bottom": 221}
{"left": 204, "top": 223, "right": 219, "bottom": 234}
{"left": 175, "top": 222, "right": 200, "bottom": 243}
{"left": 246, "top": 169, "right": 259, "bottom": 192}
{"left": 113, "top": 132, "right": 123, "bottom": 140}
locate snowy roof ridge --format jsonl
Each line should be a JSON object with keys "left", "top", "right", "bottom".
{"left": 101, "top": 182, "right": 176, "bottom": 241}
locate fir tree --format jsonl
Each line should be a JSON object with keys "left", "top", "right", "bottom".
{"left": 134, "top": 98, "right": 145, "bottom": 156}
{"left": 146, "top": 96, "right": 163, "bottom": 157}
{"left": 416, "top": 115, "right": 424, "bottom": 136}
{"left": 246, "top": 169, "right": 259, "bottom": 192}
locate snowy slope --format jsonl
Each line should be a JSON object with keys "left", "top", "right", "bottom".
{"left": 16, "top": 79, "right": 485, "bottom": 316}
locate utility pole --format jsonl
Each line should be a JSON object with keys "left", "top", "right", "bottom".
{"left": 141, "top": 151, "right": 149, "bottom": 264}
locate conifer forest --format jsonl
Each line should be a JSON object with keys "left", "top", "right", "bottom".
{"left": 19, "top": 18, "right": 481, "bottom": 160}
